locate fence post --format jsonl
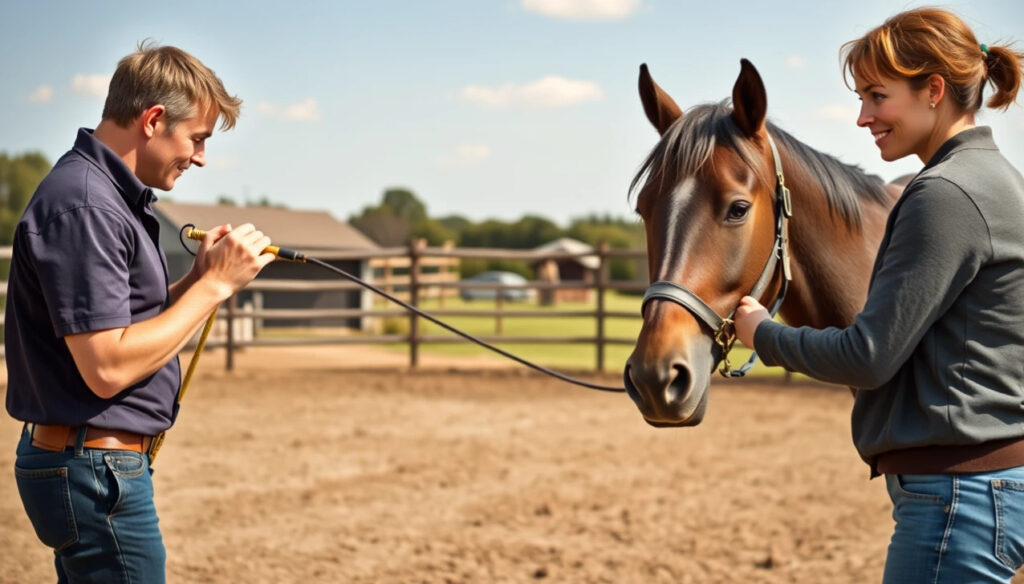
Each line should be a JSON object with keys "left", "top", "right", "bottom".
{"left": 226, "top": 295, "right": 236, "bottom": 372}
{"left": 439, "top": 240, "right": 454, "bottom": 309}
{"left": 408, "top": 238, "right": 424, "bottom": 368}
{"left": 596, "top": 241, "right": 608, "bottom": 372}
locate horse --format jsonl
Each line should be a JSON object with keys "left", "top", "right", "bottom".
{"left": 623, "top": 59, "right": 901, "bottom": 427}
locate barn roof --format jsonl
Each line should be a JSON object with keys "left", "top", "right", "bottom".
{"left": 154, "top": 201, "right": 378, "bottom": 251}
{"left": 531, "top": 237, "right": 599, "bottom": 270}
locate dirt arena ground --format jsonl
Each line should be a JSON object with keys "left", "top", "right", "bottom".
{"left": 3, "top": 346, "right": 1023, "bottom": 583}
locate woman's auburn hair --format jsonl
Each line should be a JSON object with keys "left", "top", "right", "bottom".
{"left": 841, "top": 8, "right": 1023, "bottom": 112}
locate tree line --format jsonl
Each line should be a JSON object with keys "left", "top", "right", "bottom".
{"left": 0, "top": 152, "right": 51, "bottom": 280}
{"left": 350, "top": 188, "right": 645, "bottom": 280}
{"left": 0, "top": 152, "right": 50, "bottom": 246}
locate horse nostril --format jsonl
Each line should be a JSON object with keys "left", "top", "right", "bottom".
{"left": 667, "top": 363, "right": 692, "bottom": 403}
{"left": 623, "top": 365, "right": 644, "bottom": 405}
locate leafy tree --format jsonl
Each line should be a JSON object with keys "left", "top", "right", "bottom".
{"left": 509, "top": 215, "right": 562, "bottom": 248}
{"left": 381, "top": 188, "right": 426, "bottom": 224}
{"left": 351, "top": 187, "right": 441, "bottom": 247}
{"left": 459, "top": 215, "right": 563, "bottom": 249}
{"left": 0, "top": 151, "right": 51, "bottom": 245}
{"left": 437, "top": 215, "right": 471, "bottom": 237}
{"left": 411, "top": 219, "right": 455, "bottom": 246}
{"left": 350, "top": 208, "right": 410, "bottom": 246}
{"left": 0, "top": 151, "right": 52, "bottom": 285}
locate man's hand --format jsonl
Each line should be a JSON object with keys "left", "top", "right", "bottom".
{"left": 197, "top": 223, "right": 275, "bottom": 300}
{"left": 734, "top": 295, "right": 771, "bottom": 349}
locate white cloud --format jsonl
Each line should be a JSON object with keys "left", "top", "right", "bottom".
{"left": 72, "top": 74, "right": 110, "bottom": 98}
{"left": 456, "top": 143, "right": 490, "bottom": 162}
{"left": 785, "top": 55, "right": 806, "bottom": 69}
{"left": 257, "top": 98, "right": 321, "bottom": 122}
{"left": 462, "top": 75, "right": 603, "bottom": 108}
{"left": 29, "top": 85, "right": 54, "bottom": 104}
{"left": 815, "top": 104, "right": 855, "bottom": 121}
{"left": 522, "top": 0, "right": 641, "bottom": 20}
{"left": 439, "top": 143, "right": 491, "bottom": 166}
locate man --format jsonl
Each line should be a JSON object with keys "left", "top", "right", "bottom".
{"left": 5, "top": 42, "right": 273, "bottom": 582}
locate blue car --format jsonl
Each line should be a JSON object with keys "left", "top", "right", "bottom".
{"left": 459, "top": 271, "right": 532, "bottom": 301}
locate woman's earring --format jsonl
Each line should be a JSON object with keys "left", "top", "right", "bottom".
{"left": 929, "top": 102, "right": 936, "bottom": 109}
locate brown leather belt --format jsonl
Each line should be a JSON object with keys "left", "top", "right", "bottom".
{"left": 28, "top": 423, "right": 154, "bottom": 454}
{"left": 875, "top": 436, "right": 1024, "bottom": 475}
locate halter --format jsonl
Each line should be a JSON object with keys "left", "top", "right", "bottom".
{"left": 641, "top": 133, "right": 793, "bottom": 378}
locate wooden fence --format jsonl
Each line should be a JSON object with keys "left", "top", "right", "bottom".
{"left": 0, "top": 242, "right": 649, "bottom": 372}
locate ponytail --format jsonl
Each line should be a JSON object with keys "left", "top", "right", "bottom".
{"left": 984, "top": 44, "right": 1024, "bottom": 110}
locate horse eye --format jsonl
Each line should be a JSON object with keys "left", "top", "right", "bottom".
{"left": 726, "top": 201, "right": 751, "bottom": 222}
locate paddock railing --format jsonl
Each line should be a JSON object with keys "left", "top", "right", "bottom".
{"left": 0, "top": 242, "right": 652, "bottom": 373}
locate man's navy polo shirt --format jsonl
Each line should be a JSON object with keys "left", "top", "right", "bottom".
{"left": 5, "top": 128, "right": 182, "bottom": 435}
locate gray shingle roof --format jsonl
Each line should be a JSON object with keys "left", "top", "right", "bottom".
{"left": 531, "top": 237, "right": 599, "bottom": 269}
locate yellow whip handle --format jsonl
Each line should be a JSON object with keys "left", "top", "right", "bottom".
{"left": 148, "top": 307, "right": 216, "bottom": 465}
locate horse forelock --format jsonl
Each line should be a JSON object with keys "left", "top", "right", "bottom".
{"left": 630, "top": 101, "right": 772, "bottom": 209}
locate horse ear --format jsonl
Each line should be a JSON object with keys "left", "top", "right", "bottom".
{"left": 638, "top": 63, "right": 682, "bottom": 136}
{"left": 731, "top": 59, "right": 768, "bottom": 137}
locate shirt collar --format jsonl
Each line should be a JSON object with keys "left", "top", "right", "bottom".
{"left": 923, "top": 126, "right": 997, "bottom": 171}
{"left": 72, "top": 128, "right": 155, "bottom": 209}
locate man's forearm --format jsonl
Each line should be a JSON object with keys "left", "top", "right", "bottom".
{"left": 66, "top": 276, "right": 229, "bottom": 398}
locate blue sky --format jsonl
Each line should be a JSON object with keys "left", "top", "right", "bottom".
{"left": 2, "top": 0, "right": 1023, "bottom": 226}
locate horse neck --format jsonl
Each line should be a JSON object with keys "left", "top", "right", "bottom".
{"left": 774, "top": 144, "right": 894, "bottom": 329}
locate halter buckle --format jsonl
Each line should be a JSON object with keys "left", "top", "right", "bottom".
{"left": 714, "top": 318, "right": 738, "bottom": 378}
{"left": 780, "top": 185, "right": 793, "bottom": 218}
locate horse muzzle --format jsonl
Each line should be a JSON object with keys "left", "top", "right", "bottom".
{"left": 623, "top": 342, "right": 715, "bottom": 427}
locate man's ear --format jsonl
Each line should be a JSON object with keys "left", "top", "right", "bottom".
{"left": 140, "top": 105, "right": 166, "bottom": 138}
{"left": 927, "top": 74, "right": 946, "bottom": 107}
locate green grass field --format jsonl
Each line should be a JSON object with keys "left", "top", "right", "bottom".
{"left": 368, "top": 291, "right": 785, "bottom": 377}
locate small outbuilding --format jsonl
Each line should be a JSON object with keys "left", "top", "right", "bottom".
{"left": 530, "top": 237, "right": 599, "bottom": 304}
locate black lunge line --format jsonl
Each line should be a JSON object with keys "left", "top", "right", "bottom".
{"left": 180, "top": 224, "right": 625, "bottom": 393}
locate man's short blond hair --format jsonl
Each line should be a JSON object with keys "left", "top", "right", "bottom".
{"left": 102, "top": 41, "right": 242, "bottom": 131}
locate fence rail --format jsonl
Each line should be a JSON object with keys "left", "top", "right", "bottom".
{"left": 0, "top": 242, "right": 649, "bottom": 371}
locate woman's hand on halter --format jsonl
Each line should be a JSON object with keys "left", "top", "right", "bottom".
{"left": 734, "top": 296, "right": 771, "bottom": 349}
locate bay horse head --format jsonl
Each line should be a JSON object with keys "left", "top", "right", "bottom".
{"left": 623, "top": 59, "right": 895, "bottom": 427}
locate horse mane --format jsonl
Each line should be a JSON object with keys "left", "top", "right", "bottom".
{"left": 630, "top": 101, "right": 891, "bottom": 229}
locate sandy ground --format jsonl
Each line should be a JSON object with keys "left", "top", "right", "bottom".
{"left": 2, "top": 346, "right": 1022, "bottom": 583}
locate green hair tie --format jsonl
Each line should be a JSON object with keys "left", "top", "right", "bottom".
{"left": 980, "top": 43, "right": 990, "bottom": 56}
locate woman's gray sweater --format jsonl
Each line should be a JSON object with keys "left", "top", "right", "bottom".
{"left": 754, "top": 126, "right": 1024, "bottom": 468}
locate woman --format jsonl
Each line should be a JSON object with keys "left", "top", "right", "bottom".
{"left": 734, "top": 8, "right": 1024, "bottom": 583}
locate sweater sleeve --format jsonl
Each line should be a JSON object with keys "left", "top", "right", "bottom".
{"left": 752, "top": 177, "right": 990, "bottom": 389}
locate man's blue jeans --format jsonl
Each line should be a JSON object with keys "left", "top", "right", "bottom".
{"left": 13, "top": 427, "right": 165, "bottom": 583}
{"left": 883, "top": 468, "right": 1024, "bottom": 583}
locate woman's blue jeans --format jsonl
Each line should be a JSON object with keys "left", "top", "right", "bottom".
{"left": 884, "top": 468, "right": 1024, "bottom": 583}
{"left": 13, "top": 427, "right": 165, "bottom": 584}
